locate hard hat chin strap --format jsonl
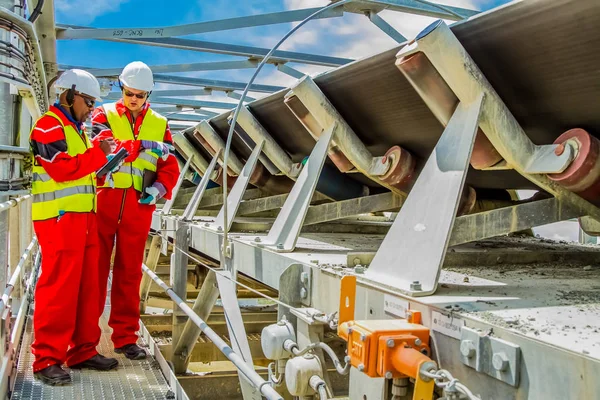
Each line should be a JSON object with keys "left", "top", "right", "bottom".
{"left": 63, "top": 84, "right": 77, "bottom": 119}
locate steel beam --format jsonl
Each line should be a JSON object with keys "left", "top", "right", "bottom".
{"left": 194, "top": 121, "right": 244, "bottom": 175}
{"left": 227, "top": 91, "right": 256, "bottom": 102}
{"left": 171, "top": 133, "right": 210, "bottom": 175}
{"left": 182, "top": 151, "right": 222, "bottom": 221}
{"left": 153, "top": 75, "right": 283, "bottom": 93}
{"left": 261, "top": 126, "right": 334, "bottom": 251}
{"left": 276, "top": 63, "right": 305, "bottom": 79}
{"left": 103, "top": 89, "right": 213, "bottom": 100}
{"left": 367, "top": 11, "right": 407, "bottom": 43}
{"left": 86, "top": 60, "right": 258, "bottom": 77}
{"left": 56, "top": 7, "right": 343, "bottom": 40}
{"left": 171, "top": 223, "right": 190, "bottom": 360}
{"left": 153, "top": 96, "right": 238, "bottom": 109}
{"left": 56, "top": 27, "right": 353, "bottom": 67}
{"left": 166, "top": 113, "right": 207, "bottom": 122}
{"left": 344, "top": 0, "right": 478, "bottom": 20}
{"left": 365, "top": 95, "right": 483, "bottom": 297}
{"left": 172, "top": 270, "right": 219, "bottom": 373}
{"left": 140, "top": 236, "right": 163, "bottom": 314}
{"left": 303, "top": 192, "right": 401, "bottom": 226}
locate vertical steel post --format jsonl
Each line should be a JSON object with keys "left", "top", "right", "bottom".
{"left": 171, "top": 222, "right": 189, "bottom": 364}
{"left": 139, "top": 235, "right": 163, "bottom": 314}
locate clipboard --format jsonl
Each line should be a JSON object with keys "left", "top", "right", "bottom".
{"left": 96, "top": 148, "right": 129, "bottom": 178}
{"left": 141, "top": 169, "right": 157, "bottom": 200}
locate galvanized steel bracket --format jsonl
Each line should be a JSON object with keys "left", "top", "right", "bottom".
{"left": 460, "top": 326, "right": 521, "bottom": 387}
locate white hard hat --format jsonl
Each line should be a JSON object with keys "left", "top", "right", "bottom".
{"left": 119, "top": 61, "right": 154, "bottom": 92}
{"left": 55, "top": 69, "right": 103, "bottom": 100}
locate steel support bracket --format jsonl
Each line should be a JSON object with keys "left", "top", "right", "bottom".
{"left": 182, "top": 150, "right": 222, "bottom": 221}
{"left": 365, "top": 95, "right": 483, "bottom": 296}
{"left": 211, "top": 140, "right": 264, "bottom": 232}
{"left": 278, "top": 263, "right": 313, "bottom": 325}
{"left": 523, "top": 143, "right": 575, "bottom": 174}
{"left": 460, "top": 326, "right": 521, "bottom": 387}
{"left": 163, "top": 154, "right": 194, "bottom": 215}
{"left": 259, "top": 124, "right": 334, "bottom": 252}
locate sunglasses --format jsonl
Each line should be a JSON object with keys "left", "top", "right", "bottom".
{"left": 123, "top": 90, "right": 148, "bottom": 99}
{"left": 77, "top": 94, "right": 95, "bottom": 108}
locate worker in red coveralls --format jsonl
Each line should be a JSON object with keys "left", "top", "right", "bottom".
{"left": 29, "top": 69, "right": 119, "bottom": 385}
{"left": 91, "top": 61, "right": 179, "bottom": 360}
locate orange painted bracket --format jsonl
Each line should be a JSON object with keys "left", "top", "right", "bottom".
{"left": 338, "top": 275, "right": 356, "bottom": 332}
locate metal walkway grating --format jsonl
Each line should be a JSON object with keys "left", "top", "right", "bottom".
{"left": 11, "top": 310, "right": 173, "bottom": 400}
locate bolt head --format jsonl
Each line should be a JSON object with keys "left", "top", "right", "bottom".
{"left": 300, "top": 272, "right": 309, "bottom": 284}
{"left": 410, "top": 281, "right": 422, "bottom": 291}
{"left": 357, "top": 364, "right": 365, "bottom": 372}
{"left": 347, "top": 327, "right": 353, "bottom": 334}
{"left": 277, "top": 243, "right": 284, "bottom": 249}
{"left": 414, "top": 338, "right": 422, "bottom": 346}
{"left": 217, "top": 225, "right": 223, "bottom": 232}
{"left": 460, "top": 340, "right": 476, "bottom": 359}
{"left": 555, "top": 143, "right": 565, "bottom": 156}
{"left": 385, "top": 371, "right": 393, "bottom": 379}
{"left": 360, "top": 333, "right": 367, "bottom": 341}
{"left": 386, "top": 339, "right": 395, "bottom": 348}
{"left": 492, "top": 352, "right": 509, "bottom": 372}
{"left": 254, "top": 237, "right": 261, "bottom": 242}
{"left": 300, "top": 288, "right": 308, "bottom": 299}
{"left": 354, "top": 265, "right": 366, "bottom": 274}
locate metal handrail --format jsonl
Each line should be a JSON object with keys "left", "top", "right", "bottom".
{"left": 142, "top": 264, "right": 283, "bottom": 400}
{"left": 0, "top": 194, "right": 31, "bottom": 214}
{"left": 0, "top": 237, "right": 37, "bottom": 313}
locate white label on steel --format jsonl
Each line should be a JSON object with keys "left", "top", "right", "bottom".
{"left": 431, "top": 311, "right": 465, "bottom": 339}
{"left": 384, "top": 295, "right": 409, "bottom": 318}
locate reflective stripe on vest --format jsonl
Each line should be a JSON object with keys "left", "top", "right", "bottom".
{"left": 101, "top": 102, "right": 166, "bottom": 192}
{"left": 33, "top": 185, "right": 95, "bottom": 203}
{"left": 31, "top": 111, "right": 97, "bottom": 221}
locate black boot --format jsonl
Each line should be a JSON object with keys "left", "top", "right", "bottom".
{"left": 34, "top": 364, "right": 72, "bottom": 385}
{"left": 115, "top": 344, "right": 146, "bottom": 360}
{"left": 70, "top": 354, "right": 118, "bottom": 371}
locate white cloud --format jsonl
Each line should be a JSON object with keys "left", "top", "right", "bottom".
{"left": 55, "top": 0, "right": 132, "bottom": 24}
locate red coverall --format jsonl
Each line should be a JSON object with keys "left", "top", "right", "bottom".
{"left": 91, "top": 100, "right": 179, "bottom": 348}
{"left": 30, "top": 105, "right": 108, "bottom": 372}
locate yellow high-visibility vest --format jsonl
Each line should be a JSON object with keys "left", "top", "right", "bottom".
{"left": 101, "top": 102, "right": 167, "bottom": 191}
{"left": 31, "top": 111, "right": 97, "bottom": 221}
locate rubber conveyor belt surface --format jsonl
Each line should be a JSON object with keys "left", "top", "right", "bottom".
{"left": 202, "top": 0, "right": 599, "bottom": 191}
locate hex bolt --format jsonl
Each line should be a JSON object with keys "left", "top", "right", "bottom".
{"left": 300, "top": 288, "right": 307, "bottom": 299}
{"left": 385, "top": 371, "right": 393, "bottom": 379}
{"left": 414, "top": 338, "right": 422, "bottom": 346}
{"left": 277, "top": 243, "right": 284, "bottom": 249}
{"left": 386, "top": 339, "right": 395, "bottom": 348}
{"left": 360, "top": 333, "right": 367, "bottom": 341}
{"left": 300, "top": 272, "right": 309, "bottom": 284}
{"left": 254, "top": 237, "right": 261, "bottom": 242}
{"left": 347, "top": 327, "right": 353, "bottom": 334}
{"left": 204, "top": 222, "right": 210, "bottom": 227}
{"left": 492, "top": 352, "right": 509, "bottom": 372}
{"left": 460, "top": 340, "right": 476, "bottom": 359}
{"left": 357, "top": 364, "right": 365, "bottom": 372}
{"left": 217, "top": 225, "right": 223, "bottom": 232}
{"left": 410, "top": 281, "right": 422, "bottom": 291}
{"left": 354, "top": 265, "right": 366, "bottom": 274}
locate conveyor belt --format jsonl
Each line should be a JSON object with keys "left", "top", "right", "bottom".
{"left": 11, "top": 312, "right": 172, "bottom": 400}
{"left": 200, "top": 0, "right": 600, "bottom": 191}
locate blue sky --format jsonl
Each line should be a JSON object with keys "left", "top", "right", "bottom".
{"left": 54, "top": 0, "right": 512, "bottom": 94}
